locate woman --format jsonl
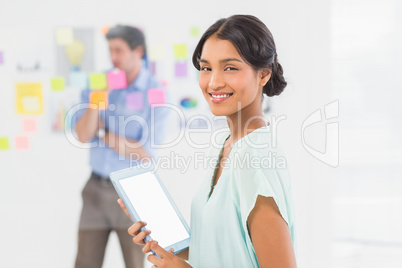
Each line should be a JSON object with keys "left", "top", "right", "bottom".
{"left": 119, "top": 14, "right": 297, "bottom": 268}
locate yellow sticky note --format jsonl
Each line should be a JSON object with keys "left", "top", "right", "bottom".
{"left": 89, "top": 73, "right": 107, "bottom": 90}
{"left": 190, "top": 27, "right": 200, "bottom": 37}
{"left": 174, "top": 44, "right": 187, "bottom": 60}
{"left": 0, "top": 137, "right": 10, "bottom": 150}
{"left": 16, "top": 83, "right": 43, "bottom": 114}
{"left": 90, "top": 91, "right": 108, "bottom": 110}
{"left": 149, "top": 45, "right": 166, "bottom": 61}
{"left": 51, "top": 77, "right": 65, "bottom": 91}
{"left": 56, "top": 27, "right": 74, "bottom": 45}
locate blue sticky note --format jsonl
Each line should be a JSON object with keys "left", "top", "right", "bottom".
{"left": 70, "top": 71, "right": 88, "bottom": 89}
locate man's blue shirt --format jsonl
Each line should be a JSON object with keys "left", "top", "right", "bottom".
{"left": 72, "top": 68, "right": 170, "bottom": 177}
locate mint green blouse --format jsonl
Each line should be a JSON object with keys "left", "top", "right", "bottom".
{"left": 188, "top": 125, "right": 297, "bottom": 267}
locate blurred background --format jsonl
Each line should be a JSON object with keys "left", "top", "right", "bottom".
{"left": 0, "top": 0, "right": 401, "bottom": 267}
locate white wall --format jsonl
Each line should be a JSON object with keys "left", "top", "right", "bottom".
{"left": 0, "top": 0, "right": 332, "bottom": 267}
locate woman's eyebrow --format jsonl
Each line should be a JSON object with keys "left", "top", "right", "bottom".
{"left": 199, "top": 58, "right": 243, "bottom": 64}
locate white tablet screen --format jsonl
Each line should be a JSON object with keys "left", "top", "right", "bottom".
{"left": 119, "top": 171, "right": 189, "bottom": 248}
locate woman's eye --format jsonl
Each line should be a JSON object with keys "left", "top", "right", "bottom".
{"left": 225, "top": 67, "right": 237, "bottom": 71}
{"left": 201, "top": 67, "right": 211, "bottom": 71}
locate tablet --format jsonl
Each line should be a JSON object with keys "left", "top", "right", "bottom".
{"left": 110, "top": 164, "right": 190, "bottom": 255}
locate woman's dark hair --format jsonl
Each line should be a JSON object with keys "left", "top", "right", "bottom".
{"left": 106, "top": 25, "right": 146, "bottom": 59}
{"left": 192, "top": 15, "right": 287, "bottom": 97}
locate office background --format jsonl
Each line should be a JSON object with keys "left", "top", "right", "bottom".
{"left": 0, "top": 0, "right": 400, "bottom": 267}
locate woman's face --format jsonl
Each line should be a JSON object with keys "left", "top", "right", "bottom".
{"left": 198, "top": 36, "right": 270, "bottom": 117}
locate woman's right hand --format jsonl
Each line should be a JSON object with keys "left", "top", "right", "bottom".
{"left": 117, "top": 199, "right": 152, "bottom": 247}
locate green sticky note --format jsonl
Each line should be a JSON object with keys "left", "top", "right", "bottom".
{"left": 89, "top": 73, "right": 107, "bottom": 90}
{"left": 190, "top": 27, "right": 200, "bottom": 37}
{"left": 174, "top": 44, "right": 187, "bottom": 60}
{"left": 0, "top": 137, "right": 10, "bottom": 150}
{"left": 51, "top": 77, "right": 65, "bottom": 91}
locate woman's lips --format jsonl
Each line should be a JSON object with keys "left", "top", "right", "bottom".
{"left": 209, "top": 93, "right": 233, "bottom": 103}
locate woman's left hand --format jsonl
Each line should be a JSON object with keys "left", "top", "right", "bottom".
{"left": 143, "top": 240, "right": 192, "bottom": 268}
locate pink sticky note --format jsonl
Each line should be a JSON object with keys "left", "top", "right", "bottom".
{"left": 175, "top": 62, "right": 187, "bottom": 77}
{"left": 23, "top": 118, "right": 37, "bottom": 133}
{"left": 126, "top": 92, "right": 144, "bottom": 111}
{"left": 15, "top": 136, "right": 29, "bottom": 150}
{"left": 107, "top": 70, "right": 127, "bottom": 90}
{"left": 0, "top": 51, "right": 3, "bottom": 65}
{"left": 147, "top": 89, "right": 166, "bottom": 106}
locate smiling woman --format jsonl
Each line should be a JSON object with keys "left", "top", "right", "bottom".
{"left": 120, "top": 14, "right": 297, "bottom": 268}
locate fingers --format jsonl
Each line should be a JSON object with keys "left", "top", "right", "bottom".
{"left": 150, "top": 241, "right": 170, "bottom": 259}
{"left": 142, "top": 239, "right": 154, "bottom": 253}
{"left": 133, "top": 229, "right": 152, "bottom": 245}
{"left": 147, "top": 254, "right": 163, "bottom": 266}
{"left": 128, "top": 221, "right": 148, "bottom": 236}
{"left": 117, "top": 199, "right": 132, "bottom": 221}
{"left": 169, "top": 248, "right": 174, "bottom": 254}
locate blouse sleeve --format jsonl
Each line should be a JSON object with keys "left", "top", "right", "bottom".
{"left": 230, "top": 161, "right": 291, "bottom": 236}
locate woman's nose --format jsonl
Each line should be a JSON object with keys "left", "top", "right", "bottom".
{"left": 208, "top": 71, "right": 225, "bottom": 90}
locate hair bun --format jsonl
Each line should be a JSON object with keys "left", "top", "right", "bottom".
{"left": 263, "top": 54, "right": 287, "bottom": 97}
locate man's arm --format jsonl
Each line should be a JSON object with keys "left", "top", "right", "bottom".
{"left": 75, "top": 108, "right": 100, "bottom": 143}
{"left": 102, "top": 131, "right": 151, "bottom": 160}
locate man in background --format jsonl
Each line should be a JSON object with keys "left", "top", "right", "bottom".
{"left": 73, "top": 25, "right": 169, "bottom": 268}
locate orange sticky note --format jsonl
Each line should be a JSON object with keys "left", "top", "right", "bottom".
{"left": 90, "top": 91, "right": 108, "bottom": 109}
{"left": 15, "top": 136, "right": 29, "bottom": 150}
{"left": 101, "top": 25, "right": 110, "bottom": 35}
{"left": 23, "top": 118, "right": 37, "bottom": 133}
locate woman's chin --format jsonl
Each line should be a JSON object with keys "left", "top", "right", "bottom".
{"left": 209, "top": 106, "right": 231, "bottom": 117}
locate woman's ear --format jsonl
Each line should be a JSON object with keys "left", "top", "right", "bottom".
{"left": 259, "top": 68, "right": 272, "bottom": 87}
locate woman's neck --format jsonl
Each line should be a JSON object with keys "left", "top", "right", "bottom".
{"left": 225, "top": 102, "right": 266, "bottom": 146}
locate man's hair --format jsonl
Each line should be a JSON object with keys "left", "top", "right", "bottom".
{"left": 106, "top": 25, "right": 146, "bottom": 58}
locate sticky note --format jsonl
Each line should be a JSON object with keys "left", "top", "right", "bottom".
{"left": 150, "top": 61, "right": 156, "bottom": 75}
{"left": 174, "top": 44, "right": 187, "bottom": 60}
{"left": 160, "top": 80, "right": 169, "bottom": 87}
{"left": 0, "top": 137, "right": 10, "bottom": 150}
{"left": 51, "top": 77, "right": 65, "bottom": 91}
{"left": 107, "top": 70, "right": 127, "bottom": 90}
{"left": 89, "top": 73, "right": 107, "bottom": 90}
{"left": 70, "top": 71, "right": 87, "bottom": 88}
{"left": 56, "top": 27, "right": 74, "bottom": 45}
{"left": 101, "top": 25, "right": 110, "bottom": 35}
{"left": 16, "top": 83, "right": 43, "bottom": 114}
{"left": 190, "top": 27, "right": 200, "bottom": 37}
{"left": 175, "top": 62, "right": 187, "bottom": 77}
{"left": 15, "top": 136, "right": 29, "bottom": 150}
{"left": 22, "top": 97, "right": 40, "bottom": 112}
{"left": 126, "top": 92, "right": 144, "bottom": 111}
{"left": 90, "top": 91, "right": 108, "bottom": 109}
{"left": 148, "top": 89, "right": 166, "bottom": 107}
{"left": 149, "top": 45, "right": 166, "bottom": 61}
{"left": 23, "top": 118, "right": 37, "bottom": 133}
{"left": 0, "top": 51, "right": 3, "bottom": 64}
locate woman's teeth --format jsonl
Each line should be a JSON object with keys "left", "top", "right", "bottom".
{"left": 212, "top": 94, "right": 231, "bottom": 98}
